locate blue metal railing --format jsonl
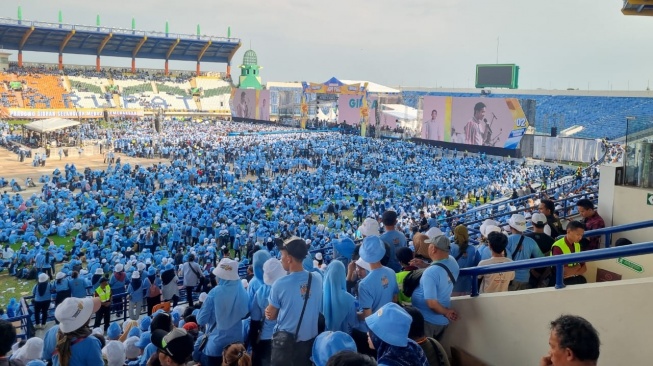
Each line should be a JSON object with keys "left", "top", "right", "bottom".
{"left": 462, "top": 220, "right": 653, "bottom": 297}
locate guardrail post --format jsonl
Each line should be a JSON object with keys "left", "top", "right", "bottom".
{"left": 606, "top": 233, "right": 612, "bottom": 248}
{"left": 471, "top": 277, "right": 479, "bottom": 297}
{"left": 555, "top": 264, "right": 566, "bottom": 289}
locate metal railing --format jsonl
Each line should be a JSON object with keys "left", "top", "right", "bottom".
{"left": 462, "top": 220, "right": 653, "bottom": 297}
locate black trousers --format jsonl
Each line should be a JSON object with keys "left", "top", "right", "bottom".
{"left": 33, "top": 300, "right": 50, "bottom": 325}
{"left": 252, "top": 339, "right": 272, "bottom": 366}
{"left": 94, "top": 305, "right": 111, "bottom": 331}
{"left": 147, "top": 296, "right": 161, "bottom": 316}
{"left": 271, "top": 338, "right": 314, "bottom": 366}
{"left": 185, "top": 286, "right": 195, "bottom": 307}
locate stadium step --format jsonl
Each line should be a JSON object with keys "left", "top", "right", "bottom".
{"left": 151, "top": 81, "right": 158, "bottom": 94}
{"left": 63, "top": 75, "right": 71, "bottom": 92}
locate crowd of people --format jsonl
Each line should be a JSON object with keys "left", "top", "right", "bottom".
{"left": 0, "top": 120, "right": 607, "bottom": 366}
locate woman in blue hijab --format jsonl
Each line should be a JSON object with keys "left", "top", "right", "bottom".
{"left": 197, "top": 258, "right": 249, "bottom": 365}
{"left": 322, "top": 261, "right": 358, "bottom": 333}
{"left": 248, "top": 250, "right": 271, "bottom": 307}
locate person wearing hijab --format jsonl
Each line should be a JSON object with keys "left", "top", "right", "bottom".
{"left": 32, "top": 273, "right": 52, "bottom": 329}
{"left": 248, "top": 250, "right": 271, "bottom": 310}
{"left": 322, "top": 261, "right": 358, "bottom": 333}
{"left": 143, "top": 267, "right": 162, "bottom": 316}
{"left": 365, "top": 303, "right": 429, "bottom": 366}
{"left": 109, "top": 264, "right": 127, "bottom": 318}
{"left": 69, "top": 271, "right": 89, "bottom": 298}
{"left": 161, "top": 263, "right": 180, "bottom": 308}
{"left": 451, "top": 225, "right": 479, "bottom": 296}
{"left": 249, "top": 257, "right": 285, "bottom": 366}
{"left": 10, "top": 336, "right": 44, "bottom": 365}
{"left": 127, "top": 271, "right": 145, "bottom": 320}
{"left": 197, "top": 258, "right": 249, "bottom": 365}
{"left": 52, "top": 297, "right": 104, "bottom": 366}
{"left": 53, "top": 272, "right": 72, "bottom": 308}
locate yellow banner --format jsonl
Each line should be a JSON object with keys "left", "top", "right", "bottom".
{"left": 6, "top": 108, "right": 144, "bottom": 119}
{"left": 303, "top": 82, "right": 362, "bottom": 95}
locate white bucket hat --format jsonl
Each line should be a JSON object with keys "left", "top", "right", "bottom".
{"left": 212, "top": 258, "right": 240, "bottom": 281}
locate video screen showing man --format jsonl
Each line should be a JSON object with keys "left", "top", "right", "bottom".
{"left": 260, "top": 98, "right": 269, "bottom": 121}
{"left": 236, "top": 91, "right": 250, "bottom": 118}
{"left": 464, "top": 102, "right": 487, "bottom": 146}
{"left": 423, "top": 109, "right": 441, "bottom": 141}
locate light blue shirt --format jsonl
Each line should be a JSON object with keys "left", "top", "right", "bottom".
{"left": 506, "top": 234, "right": 544, "bottom": 283}
{"left": 358, "top": 266, "right": 399, "bottom": 313}
{"left": 380, "top": 230, "right": 405, "bottom": 273}
{"left": 251, "top": 285, "right": 276, "bottom": 340}
{"left": 52, "top": 336, "right": 103, "bottom": 366}
{"left": 411, "top": 256, "right": 460, "bottom": 326}
{"left": 269, "top": 271, "right": 323, "bottom": 342}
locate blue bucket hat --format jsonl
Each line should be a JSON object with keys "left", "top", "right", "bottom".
{"left": 139, "top": 316, "right": 151, "bottom": 332}
{"left": 359, "top": 236, "right": 385, "bottom": 263}
{"left": 148, "top": 267, "right": 156, "bottom": 276}
{"left": 311, "top": 331, "right": 357, "bottom": 366}
{"left": 107, "top": 322, "right": 121, "bottom": 339}
{"left": 128, "top": 326, "right": 141, "bottom": 338}
{"left": 135, "top": 331, "right": 151, "bottom": 349}
{"left": 365, "top": 303, "right": 411, "bottom": 347}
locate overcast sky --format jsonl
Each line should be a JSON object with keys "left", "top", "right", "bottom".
{"left": 1, "top": 0, "right": 652, "bottom": 90}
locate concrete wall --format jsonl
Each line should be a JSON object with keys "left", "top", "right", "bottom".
{"left": 442, "top": 278, "right": 653, "bottom": 366}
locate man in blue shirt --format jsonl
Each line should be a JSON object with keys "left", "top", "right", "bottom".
{"left": 379, "top": 210, "right": 405, "bottom": 273}
{"left": 357, "top": 235, "right": 399, "bottom": 321}
{"left": 506, "top": 214, "right": 544, "bottom": 291}
{"left": 411, "top": 235, "right": 460, "bottom": 341}
{"left": 266, "top": 237, "right": 323, "bottom": 366}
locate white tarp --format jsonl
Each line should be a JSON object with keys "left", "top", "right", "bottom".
{"left": 24, "top": 118, "right": 81, "bottom": 133}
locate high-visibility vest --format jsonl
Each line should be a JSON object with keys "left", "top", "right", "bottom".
{"left": 550, "top": 238, "right": 581, "bottom": 267}
{"left": 96, "top": 286, "right": 111, "bottom": 302}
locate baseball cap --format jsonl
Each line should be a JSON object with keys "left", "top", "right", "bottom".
{"left": 311, "top": 331, "right": 357, "bottom": 366}
{"left": 55, "top": 297, "right": 102, "bottom": 333}
{"left": 424, "top": 235, "right": 451, "bottom": 252}
{"left": 280, "top": 237, "right": 308, "bottom": 260}
{"left": 151, "top": 328, "right": 195, "bottom": 364}
{"left": 365, "top": 303, "right": 412, "bottom": 347}
{"left": 531, "top": 213, "right": 547, "bottom": 227}
{"left": 508, "top": 214, "right": 527, "bottom": 232}
{"left": 151, "top": 312, "right": 173, "bottom": 332}
{"left": 359, "top": 236, "right": 385, "bottom": 263}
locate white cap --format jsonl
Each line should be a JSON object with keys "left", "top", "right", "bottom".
{"left": 38, "top": 273, "right": 49, "bottom": 283}
{"left": 425, "top": 227, "right": 443, "bottom": 239}
{"left": 263, "top": 258, "right": 286, "bottom": 285}
{"left": 198, "top": 292, "right": 208, "bottom": 303}
{"left": 315, "top": 252, "right": 323, "bottom": 261}
{"left": 508, "top": 214, "right": 527, "bottom": 232}
{"left": 131, "top": 271, "right": 140, "bottom": 279}
{"left": 358, "top": 218, "right": 380, "bottom": 237}
{"left": 355, "top": 258, "right": 372, "bottom": 272}
{"left": 95, "top": 268, "right": 104, "bottom": 275}
{"left": 114, "top": 264, "right": 124, "bottom": 272}
{"left": 531, "top": 213, "right": 547, "bottom": 226}
{"left": 55, "top": 272, "right": 66, "bottom": 280}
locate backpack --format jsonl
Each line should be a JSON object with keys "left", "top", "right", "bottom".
{"left": 149, "top": 281, "right": 161, "bottom": 298}
{"left": 402, "top": 263, "right": 457, "bottom": 298}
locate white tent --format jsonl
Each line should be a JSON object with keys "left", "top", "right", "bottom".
{"left": 24, "top": 118, "right": 80, "bottom": 133}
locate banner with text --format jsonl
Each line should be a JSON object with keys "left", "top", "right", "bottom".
{"left": 6, "top": 108, "right": 143, "bottom": 119}
{"left": 338, "top": 95, "right": 379, "bottom": 126}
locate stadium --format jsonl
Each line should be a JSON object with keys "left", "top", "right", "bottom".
{"left": 0, "top": 3, "right": 651, "bottom": 366}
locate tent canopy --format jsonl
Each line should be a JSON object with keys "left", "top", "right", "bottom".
{"left": 24, "top": 118, "right": 80, "bottom": 133}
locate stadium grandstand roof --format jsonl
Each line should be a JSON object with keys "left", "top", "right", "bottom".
{"left": 622, "top": 0, "right": 653, "bottom": 16}
{"left": 0, "top": 17, "right": 241, "bottom": 63}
